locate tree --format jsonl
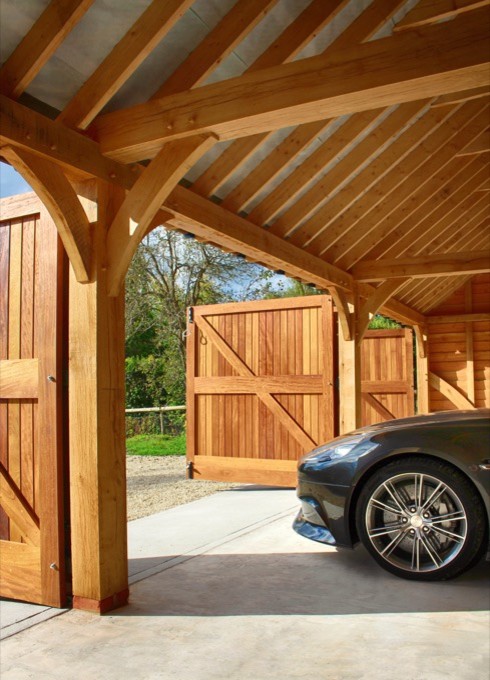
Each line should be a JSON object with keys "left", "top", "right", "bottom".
{"left": 125, "top": 228, "right": 266, "bottom": 404}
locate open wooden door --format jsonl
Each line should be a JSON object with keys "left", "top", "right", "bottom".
{"left": 0, "top": 195, "right": 66, "bottom": 607}
{"left": 186, "top": 296, "right": 335, "bottom": 487}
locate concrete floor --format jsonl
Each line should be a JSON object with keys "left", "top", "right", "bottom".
{"left": 1, "top": 487, "right": 489, "bottom": 680}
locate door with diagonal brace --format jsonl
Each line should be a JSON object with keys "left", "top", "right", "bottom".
{"left": 0, "top": 196, "right": 66, "bottom": 607}
{"left": 186, "top": 296, "right": 335, "bottom": 486}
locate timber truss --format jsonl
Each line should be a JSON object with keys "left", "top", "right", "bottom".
{"left": 1, "top": 0, "right": 489, "bottom": 344}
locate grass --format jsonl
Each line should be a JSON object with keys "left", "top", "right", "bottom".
{"left": 126, "top": 433, "right": 186, "bottom": 456}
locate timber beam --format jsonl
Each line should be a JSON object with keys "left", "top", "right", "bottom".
{"left": 352, "top": 250, "right": 490, "bottom": 282}
{"left": 91, "top": 8, "right": 490, "bottom": 162}
{"left": 394, "top": 0, "right": 489, "bottom": 31}
{"left": 164, "top": 185, "right": 353, "bottom": 293}
{"left": 0, "top": 95, "right": 426, "bottom": 326}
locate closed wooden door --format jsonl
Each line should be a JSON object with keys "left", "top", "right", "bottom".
{"left": 0, "top": 195, "right": 66, "bottom": 607}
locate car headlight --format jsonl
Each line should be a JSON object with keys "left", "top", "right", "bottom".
{"left": 301, "top": 435, "right": 377, "bottom": 467}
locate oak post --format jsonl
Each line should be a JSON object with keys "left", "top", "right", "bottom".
{"left": 338, "top": 296, "right": 362, "bottom": 433}
{"left": 68, "top": 181, "right": 128, "bottom": 613}
{"left": 416, "top": 328, "right": 430, "bottom": 414}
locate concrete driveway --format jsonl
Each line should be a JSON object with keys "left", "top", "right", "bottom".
{"left": 1, "top": 487, "right": 489, "bottom": 680}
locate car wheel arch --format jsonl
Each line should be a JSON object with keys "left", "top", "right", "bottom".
{"left": 347, "top": 450, "right": 488, "bottom": 547}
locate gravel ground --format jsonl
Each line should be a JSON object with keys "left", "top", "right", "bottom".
{"left": 126, "top": 455, "right": 239, "bottom": 520}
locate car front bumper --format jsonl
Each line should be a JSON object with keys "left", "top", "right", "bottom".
{"left": 292, "top": 497, "right": 337, "bottom": 546}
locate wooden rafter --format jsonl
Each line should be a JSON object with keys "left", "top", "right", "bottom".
{"left": 92, "top": 9, "right": 490, "bottom": 162}
{"left": 395, "top": 0, "right": 490, "bottom": 31}
{"left": 57, "top": 0, "right": 195, "bottom": 129}
{"left": 285, "top": 102, "right": 454, "bottom": 249}
{"left": 191, "top": 0, "right": 358, "bottom": 197}
{"left": 151, "top": 0, "right": 280, "bottom": 99}
{"left": 269, "top": 100, "right": 432, "bottom": 239}
{"left": 354, "top": 151, "right": 489, "bottom": 264}
{"left": 106, "top": 134, "right": 216, "bottom": 296}
{"left": 317, "top": 102, "right": 489, "bottom": 266}
{"left": 0, "top": 0, "right": 95, "bottom": 99}
{"left": 457, "top": 128, "right": 490, "bottom": 156}
{"left": 243, "top": 108, "right": 387, "bottom": 225}
{"left": 386, "top": 196, "right": 489, "bottom": 264}
{"left": 215, "top": 0, "right": 408, "bottom": 212}
{"left": 2, "top": 146, "right": 92, "bottom": 282}
{"left": 352, "top": 250, "right": 490, "bottom": 281}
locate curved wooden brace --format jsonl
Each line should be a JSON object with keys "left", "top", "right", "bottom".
{"left": 106, "top": 134, "right": 217, "bottom": 297}
{"left": 428, "top": 371, "right": 476, "bottom": 410}
{"left": 356, "top": 279, "right": 410, "bottom": 342}
{"left": 330, "top": 287, "right": 352, "bottom": 341}
{"left": 2, "top": 145, "right": 92, "bottom": 282}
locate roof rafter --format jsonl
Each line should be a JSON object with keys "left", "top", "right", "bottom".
{"left": 92, "top": 8, "right": 490, "bottom": 163}
{"left": 394, "top": 0, "right": 489, "bottom": 31}
{"left": 57, "top": 0, "right": 195, "bottom": 129}
{"left": 191, "top": 0, "right": 365, "bottom": 197}
{"left": 312, "top": 100, "right": 489, "bottom": 260}
{"left": 150, "top": 0, "right": 280, "bottom": 99}
{"left": 0, "top": 0, "right": 95, "bottom": 99}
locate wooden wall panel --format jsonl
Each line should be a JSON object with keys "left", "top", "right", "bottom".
{"left": 427, "top": 275, "right": 490, "bottom": 410}
{"left": 360, "top": 329, "right": 415, "bottom": 425}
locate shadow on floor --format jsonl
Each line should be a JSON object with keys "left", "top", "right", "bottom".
{"left": 123, "top": 547, "right": 490, "bottom": 618}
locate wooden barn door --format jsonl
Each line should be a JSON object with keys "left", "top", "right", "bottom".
{"left": 0, "top": 196, "right": 66, "bottom": 607}
{"left": 361, "top": 328, "right": 415, "bottom": 426}
{"left": 187, "top": 296, "right": 335, "bottom": 487}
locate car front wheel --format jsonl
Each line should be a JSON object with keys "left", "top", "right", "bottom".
{"left": 356, "top": 457, "right": 487, "bottom": 581}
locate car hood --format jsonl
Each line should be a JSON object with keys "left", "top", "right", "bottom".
{"left": 352, "top": 408, "right": 490, "bottom": 438}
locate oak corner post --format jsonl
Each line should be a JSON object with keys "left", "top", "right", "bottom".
{"left": 68, "top": 181, "right": 128, "bottom": 613}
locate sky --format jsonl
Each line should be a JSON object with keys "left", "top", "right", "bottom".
{"left": 0, "top": 163, "right": 32, "bottom": 198}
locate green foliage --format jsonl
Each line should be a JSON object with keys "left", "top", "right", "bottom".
{"left": 125, "top": 356, "right": 168, "bottom": 408}
{"left": 368, "top": 314, "right": 402, "bottom": 330}
{"left": 126, "top": 434, "right": 186, "bottom": 456}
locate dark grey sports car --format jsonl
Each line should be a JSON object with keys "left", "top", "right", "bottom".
{"left": 293, "top": 409, "right": 490, "bottom": 580}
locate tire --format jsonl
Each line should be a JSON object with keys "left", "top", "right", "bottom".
{"left": 355, "top": 456, "right": 487, "bottom": 581}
